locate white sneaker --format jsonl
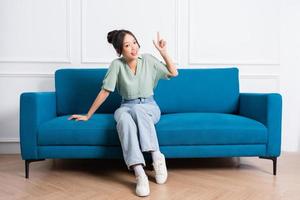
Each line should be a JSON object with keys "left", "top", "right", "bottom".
{"left": 152, "top": 154, "right": 168, "bottom": 184}
{"left": 135, "top": 174, "right": 150, "bottom": 197}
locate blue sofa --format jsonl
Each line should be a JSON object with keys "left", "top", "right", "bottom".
{"left": 20, "top": 68, "right": 282, "bottom": 178}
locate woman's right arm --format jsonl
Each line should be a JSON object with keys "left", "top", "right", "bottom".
{"left": 68, "top": 89, "right": 110, "bottom": 121}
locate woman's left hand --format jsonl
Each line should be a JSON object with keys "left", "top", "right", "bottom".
{"left": 153, "top": 32, "right": 167, "bottom": 56}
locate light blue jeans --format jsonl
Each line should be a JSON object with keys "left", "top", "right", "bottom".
{"left": 114, "top": 96, "right": 161, "bottom": 169}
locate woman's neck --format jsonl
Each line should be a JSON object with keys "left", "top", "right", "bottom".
{"left": 125, "top": 58, "right": 137, "bottom": 69}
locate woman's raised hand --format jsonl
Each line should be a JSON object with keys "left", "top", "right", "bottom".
{"left": 68, "top": 114, "right": 89, "bottom": 121}
{"left": 153, "top": 32, "right": 167, "bottom": 55}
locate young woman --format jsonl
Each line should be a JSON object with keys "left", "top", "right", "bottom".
{"left": 68, "top": 29, "right": 178, "bottom": 197}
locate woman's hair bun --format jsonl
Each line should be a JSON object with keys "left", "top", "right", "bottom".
{"left": 107, "top": 30, "right": 119, "bottom": 44}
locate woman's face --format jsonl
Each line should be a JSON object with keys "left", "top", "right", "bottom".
{"left": 122, "top": 34, "right": 139, "bottom": 61}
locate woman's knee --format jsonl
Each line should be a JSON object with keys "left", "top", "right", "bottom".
{"left": 116, "top": 114, "right": 137, "bottom": 137}
{"left": 114, "top": 107, "right": 130, "bottom": 122}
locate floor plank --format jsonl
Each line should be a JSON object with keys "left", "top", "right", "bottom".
{"left": 0, "top": 152, "right": 299, "bottom": 199}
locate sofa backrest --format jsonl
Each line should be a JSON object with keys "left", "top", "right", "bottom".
{"left": 55, "top": 68, "right": 239, "bottom": 116}
{"left": 155, "top": 68, "right": 239, "bottom": 114}
{"left": 55, "top": 69, "right": 121, "bottom": 116}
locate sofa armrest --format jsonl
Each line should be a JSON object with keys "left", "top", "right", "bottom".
{"left": 20, "top": 92, "right": 56, "bottom": 160}
{"left": 238, "top": 93, "right": 282, "bottom": 157}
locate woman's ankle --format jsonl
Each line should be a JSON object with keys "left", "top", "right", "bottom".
{"left": 151, "top": 151, "right": 163, "bottom": 163}
{"left": 132, "top": 164, "right": 146, "bottom": 177}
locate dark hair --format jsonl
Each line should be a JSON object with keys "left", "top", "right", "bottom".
{"left": 107, "top": 29, "right": 140, "bottom": 56}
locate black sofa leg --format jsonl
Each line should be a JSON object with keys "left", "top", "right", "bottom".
{"left": 25, "top": 159, "right": 45, "bottom": 179}
{"left": 259, "top": 157, "right": 277, "bottom": 175}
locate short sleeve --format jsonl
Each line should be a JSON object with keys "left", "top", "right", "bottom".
{"left": 101, "top": 60, "right": 120, "bottom": 92}
{"left": 150, "top": 55, "right": 170, "bottom": 81}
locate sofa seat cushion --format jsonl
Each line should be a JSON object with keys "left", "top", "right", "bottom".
{"left": 38, "top": 113, "right": 267, "bottom": 146}
{"left": 156, "top": 113, "right": 267, "bottom": 145}
{"left": 38, "top": 114, "right": 120, "bottom": 146}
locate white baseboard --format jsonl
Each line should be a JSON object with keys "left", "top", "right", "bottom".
{"left": 0, "top": 142, "right": 20, "bottom": 154}
{"left": 0, "top": 141, "right": 299, "bottom": 154}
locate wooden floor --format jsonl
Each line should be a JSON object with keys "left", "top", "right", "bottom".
{"left": 0, "top": 152, "right": 299, "bottom": 200}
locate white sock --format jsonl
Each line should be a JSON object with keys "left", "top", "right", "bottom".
{"left": 151, "top": 151, "right": 163, "bottom": 163}
{"left": 133, "top": 164, "right": 146, "bottom": 177}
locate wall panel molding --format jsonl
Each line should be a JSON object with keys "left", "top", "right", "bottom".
{"left": 81, "top": 0, "right": 179, "bottom": 64}
{"left": 0, "top": 0, "right": 71, "bottom": 63}
{"left": 0, "top": 138, "right": 19, "bottom": 143}
{"left": 188, "top": 0, "right": 280, "bottom": 65}
{"left": 0, "top": 74, "right": 54, "bottom": 78}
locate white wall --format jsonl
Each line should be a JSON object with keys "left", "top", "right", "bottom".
{"left": 280, "top": 0, "right": 300, "bottom": 152}
{"left": 0, "top": 0, "right": 299, "bottom": 153}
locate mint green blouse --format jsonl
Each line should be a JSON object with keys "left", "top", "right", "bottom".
{"left": 101, "top": 53, "right": 170, "bottom": 100}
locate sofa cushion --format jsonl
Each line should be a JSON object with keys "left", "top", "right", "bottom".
{"left": 38, "top": 115, "right": 120, "bottom": 146}
{"left": 38, "top": 113, "right": 267, "bottom": 146}
{"left": 156, "top": 113, "right": 267, "bottom": 145}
